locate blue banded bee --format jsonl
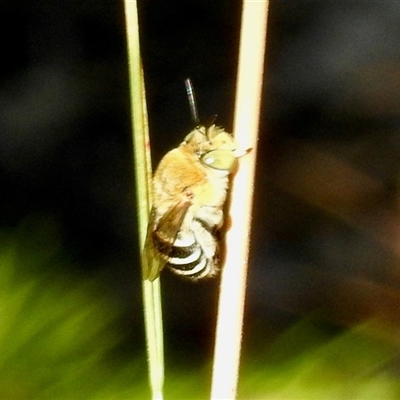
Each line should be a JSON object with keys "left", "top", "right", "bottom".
{"left": 142, "top": 81, "right": 241, "bottom": 281}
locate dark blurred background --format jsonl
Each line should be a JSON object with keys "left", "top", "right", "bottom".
{"left": 2, "top": 0, "right": 400, "bottom": 394}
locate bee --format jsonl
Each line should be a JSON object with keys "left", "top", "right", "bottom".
{"left": 142, "top": 82, "right": 242, "bottom": 281}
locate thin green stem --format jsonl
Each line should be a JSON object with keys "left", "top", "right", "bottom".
{"left": 123, "top": 2, "right": 164, "bottom": 399}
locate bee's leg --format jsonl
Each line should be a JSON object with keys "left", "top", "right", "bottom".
{"left": 191, "top": 220, "right": 219, "bottom": 278}
{"left": 195, "top": 206, "right": 223, "bottom": 230}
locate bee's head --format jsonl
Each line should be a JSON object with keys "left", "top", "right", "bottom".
{"left": 184, "top": 125, "right": 238, "bottom": 172}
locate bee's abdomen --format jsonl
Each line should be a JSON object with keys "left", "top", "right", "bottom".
{"left": 153, "top": 220, "right": 218, "bottom": 280}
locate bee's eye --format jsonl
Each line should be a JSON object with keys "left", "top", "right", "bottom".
{"left": 201, "top": 150, "right": 237, "bottom": 171}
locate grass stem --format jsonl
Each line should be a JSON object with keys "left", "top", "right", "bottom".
{"left": 211, "top": 1, "right": 269, "bottom": 398}
{"left": 123, "top": 2, "right": 164, "bottom": 399}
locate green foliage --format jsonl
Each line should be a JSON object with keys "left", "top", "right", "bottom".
{"left": 1, "top": 217, "right": 399, "bottom": 399}
{"left": 239, "top": 319, "right": 400, "bottom": 399}
{"left": 0, "top": 217, "right": 146, "bottom": 399}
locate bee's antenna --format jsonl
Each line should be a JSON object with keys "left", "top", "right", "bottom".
{"left": 185, "top": 78, "right": 200, "bottom": 126}
{"left": 203, "top": 114, "right": 218, "bottom": 140}
{"left": 205, "top": 114, "right": 218, "bottom": 129}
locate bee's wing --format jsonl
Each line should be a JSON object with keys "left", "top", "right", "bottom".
{"left": 142, "top": 200, "right": 191, "bottom": 281}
